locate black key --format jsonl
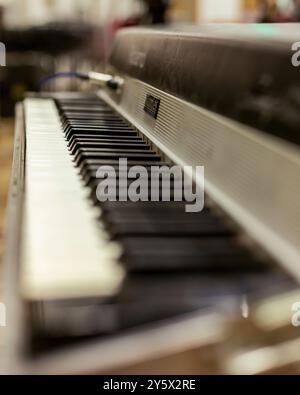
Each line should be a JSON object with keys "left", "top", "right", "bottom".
{"left": 64, "top": 124, "right": 134, "bottom": 134}
{"left": 91, "top": 175, "right": 183, "bottom": 189}
{"left": 92, "top": 184, "right": 184, "bottom": 203}
{"left": 88, "top": 167, "right": 175, "bottom": 182}
{"left": 59, "top": 104, "right": 110, "bottom": 110}
{"left": 62, "top": 114, "right": 120, "bottom": 121}
{"left": 57, "top": 100, "right": 104, "bottom": 107}
{"left": 75, "top": 151, "right": 161, "bottom": 166}
{"left": 80, "top": 161, "right": 171, "bottom": 180}
{"left": 57, "top": 103, "right": 99, "bottom": 108}
{"left": 64, "top": 123, "right": 128, "bottom": 131}
{"left": 68, "top": 134, "right": 143, "bottom": 147}
{"left": 63, "top": 115, "right": 125, "bottom": 122}
{"left": 70, "top": 141, "right": 150, "bottom": 155}
{"left": 100, "top": 201, "right": 198, "bottom": 213}
{"left": 74, "top": 146, "right": 155, "bottom": 157}
{"left": 62, "top": 115, "right": 118, "bottom": 123}
{"left": 65, "top": 128, "right": 137, "bottom": 139}
{"left": 106, "top": 215, "right": 232, "bottom": 237}
{"left": 120, "top": 237, "right": 268, "bottom": 272}
{"left": 64, "top": 119, "right": 127, "bottom": 126}
{"left": 69, "top": 138, "right": 145, "bottom": 152}
{"left": 68, "top": 135, "right": 143, "bottom": 144}
{"left": 61, "top": 110, "right": 112, "bottom": 116}
{"left": 83, "top": 164, "right": 172, "bottom": 186}
{"left": 63, "top": 120, "right": 127, "bottom": 127}
{"left": 63, "top": 119, "right": 130, "bottom": 126}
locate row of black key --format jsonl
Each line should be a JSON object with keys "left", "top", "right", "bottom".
{"left": 29, "top": 94, "right": 288, "bottom": 352}
{"left": 57, "top": 96, "right": 269, "bottom": 273}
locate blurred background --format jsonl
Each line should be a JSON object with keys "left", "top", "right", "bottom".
{"left": 1, "top": 0, "right": 300, "bottom": 116}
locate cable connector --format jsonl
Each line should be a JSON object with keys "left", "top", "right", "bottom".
{"left": 87, "top": 72, "right": 124, "bottom": 90}
{"left": 39, "top": 71, "right": 124, "bottom": 91}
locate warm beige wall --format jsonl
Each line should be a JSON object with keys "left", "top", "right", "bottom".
{"left": 197, "top": 0, "right": 243, "bottom": 22}
{"left": 3, "top": 0, "right": 143, "bottom": 27}
{"left": 170, "top": 0, "right": 258, "bottom": 23}
{"left": 2, "top": 0, "right": 262, "bottom": 27}
{"left": 169, "top": 0, "right": 198, "bottom": 23}
{"left": 243, "top": 0, "right": 261, "bottom": 10}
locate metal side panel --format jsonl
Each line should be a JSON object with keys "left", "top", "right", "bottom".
{"left": 2, "top": 103, "right": 27, "bottom": 373}
{"left": 100, "top": 77, "right": 300, "bottom": 282}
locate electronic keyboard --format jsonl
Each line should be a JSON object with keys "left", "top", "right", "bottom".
{"left": 4, "top": 24, "right": 300, "bottom": 374}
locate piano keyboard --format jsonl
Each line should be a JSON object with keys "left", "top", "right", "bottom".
{"left": 5, "top": 24, "right": 300, "bottom": 374}
{"left": 22, "top": 98, "right": 124, "bottom": 300}
{"left": 19, "top": 94, "right": 296, "bottom": 352}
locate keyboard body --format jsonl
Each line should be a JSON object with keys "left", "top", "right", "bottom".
{"left": 4, "top": 24, "right": 300, "bottom": 373}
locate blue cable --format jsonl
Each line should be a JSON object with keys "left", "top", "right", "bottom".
{"left": 39, "top": 71, "right": 89, "bottom": 90}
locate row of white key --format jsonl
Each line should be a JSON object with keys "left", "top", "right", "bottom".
{"left": 21, "top": 99, "right": 124, "bottom": 300}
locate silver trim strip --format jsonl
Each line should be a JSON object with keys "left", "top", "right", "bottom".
{"left": 100, "top": 77, "right": 300, "bottom": 281}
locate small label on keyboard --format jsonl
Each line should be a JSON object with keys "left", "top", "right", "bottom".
{"left": 144, "top": 94, "right": 160, "bottom": 119}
